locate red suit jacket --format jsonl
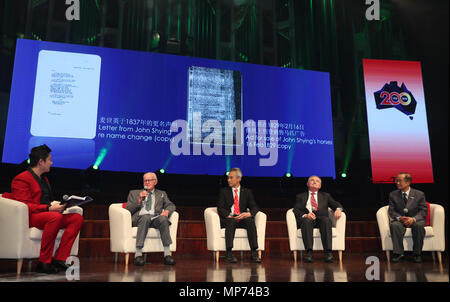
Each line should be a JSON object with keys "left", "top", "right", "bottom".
{"left": 3, "top": 170, "right": 50, "bottom": 220}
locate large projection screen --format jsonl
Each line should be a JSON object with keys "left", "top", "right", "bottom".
{"left": 2, "top": 39, "right": 336, "bottom": 178}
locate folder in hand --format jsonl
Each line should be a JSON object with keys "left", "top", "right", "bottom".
{"left": 61, "top": 195, "right": 93, "bottom": 208}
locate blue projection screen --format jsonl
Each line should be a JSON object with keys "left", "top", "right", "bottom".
{"left": 2, "top": 39, "right": 335, "bottom": 178}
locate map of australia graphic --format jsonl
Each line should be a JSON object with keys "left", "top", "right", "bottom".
{"left": 374, "top": 81, "right": 417, "bottom": 120}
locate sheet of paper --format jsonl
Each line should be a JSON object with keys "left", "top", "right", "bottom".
{"left": 30, "top": 50, "right": 101, "bottom": 139}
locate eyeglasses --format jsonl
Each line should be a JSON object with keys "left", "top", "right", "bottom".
{"left": 395, "top": 179, "right": 405, "bottom": 183}
{"left": 143, "top": 179, "right": 157, "bottom": 182}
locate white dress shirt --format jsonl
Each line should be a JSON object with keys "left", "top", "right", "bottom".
{"left": 302, "top": 191, "right": 317, "bottom": 218}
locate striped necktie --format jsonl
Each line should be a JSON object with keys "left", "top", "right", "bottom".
{"left": 311, "top": 192, "right": 318, "bottom": 211}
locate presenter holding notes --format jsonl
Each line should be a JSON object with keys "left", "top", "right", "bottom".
{"left": 2, "top": 145, "right": 83, "bottom": 274}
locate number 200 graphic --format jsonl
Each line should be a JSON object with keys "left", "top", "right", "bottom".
{"left": 379, "top": 91, "right": 412, "bottom": 106}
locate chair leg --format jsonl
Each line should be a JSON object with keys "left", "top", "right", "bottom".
{"left": 386, "top": 250, "right": 390, "bottom": 262}
{"left": 258, "top": 250, "right": 262, "bottom": 259}
{"left": 114, "top": 252, "right": 118, "bottom": 264}
{"left": 431, "top": 251, "right": 436, "bottom": 262}
{"left": 338, "top": 251, "right": 343, "bottom": 263}
{"left": 17, "top": 259, "right": 23, "bottom": 275}
{"left": 215, "top": 251, "right": 220, "bottom": 263}
{"left": 293, "top": 251, "right": 297, "bottom": 262}
{"left": 125, "top": 253, "right": 129, "bottom": 266}
{"left": 437, "top": 252, "right": 442, "bottom": 266}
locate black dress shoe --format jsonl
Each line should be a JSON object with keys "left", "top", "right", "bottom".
{"left": 164, "top": 255, "right": 176, "bottom": 265}
{"left": 251, "top": 251, "right": 261, "bottom": 263}
{"left": 225, "top": 253, "right": 238, "bottom": 263}
{"left": 304, "top": 251, "right": 313, "bottom": 263}
{"left": 134, "top": 256, "right": 145, "bottom": 266}
{"left": 36, "top": 261, "right": 59, "bottom": 274}
{"left": 324, "top": 252, "right": 334, "bottom": 263}
{"left": 413, "top": 254, "right": 422, "bottom": 263}
{"left": 391, "top": 254, "right": 404, "bottom": 263}
{"left": 52, "top": 259, "right": 70, "bottom": 271}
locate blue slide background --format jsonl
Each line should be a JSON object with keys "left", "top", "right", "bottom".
{"left": 2, "top": 39, "right": 336, "bottom": 178}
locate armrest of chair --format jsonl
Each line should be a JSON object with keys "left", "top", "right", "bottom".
{"left": 430, "top": 204, "right": 445, "bottom": 251}
{"left": 204, "top": 207, "right": 221, "bottom": 250}
{"left": 254, "top": 211, "right": 267, "bottom": 251}
{"left": 0, "top": 196, "right": 30, "bottom": 258}
{"left": 334, "top": 210, "right": 346, "bottom": 236}
{"left": 376, "top": 205, "right": 390, "bottom": 242}
{"left": 333, "top": 210, "right": 346, "bottom": 250}
{"left": 109, "top": 204, "right": 132, "bottom": 251}
{"left": 169, "top": 211, "right": 179, "bottom": 249}
{"left": 286, "top": 209, "right": 298, "bottom": 250}
{"left": 204, "top": 207, "right": 221, "bottom": 236}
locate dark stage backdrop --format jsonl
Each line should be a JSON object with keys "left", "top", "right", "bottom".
{"left": 0, "top": 0, "right": 447, "bottom": 214}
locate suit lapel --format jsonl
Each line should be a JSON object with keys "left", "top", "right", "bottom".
{"left": 239, "top": 187, "right": 245, "bottom": 210}
{"left": 406, "top": 189, "right": 415, "bottom": 208}
{"left": 154, "top": 189, "right": 161, "bottom": 209}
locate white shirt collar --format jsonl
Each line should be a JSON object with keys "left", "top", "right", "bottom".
{"left": 402, "top": 187, "right": 411, "bottom": 197}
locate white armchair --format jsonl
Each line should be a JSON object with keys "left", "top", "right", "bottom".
{"left": 204, "top": 207, "right": 267, "bottom": 262}
{"left": 376, "top": 203, "right": 445, "bottom": 265}
{"left": 0, "top": 194, "right": 82, "bottom": 274}
{"left": 286, "top": 208, "right": 346, "bottom": 262}
{"left": 108, "top": 203, "right": 179, "bottom": 266}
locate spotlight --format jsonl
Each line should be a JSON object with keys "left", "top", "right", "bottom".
{"left": 341, "top": 172, "right": 347, "bottom": 178}
{"left": 159, "top": 168, "right": 165, "bottom": 174}
{"left": 225, "top": 171, "right": 230, "bottom": 176}
{"left": 285, "top": 172, "right": 292, "bottom": 178}
{"left": 82, "top": 165, "right": 101, "bottom": 192}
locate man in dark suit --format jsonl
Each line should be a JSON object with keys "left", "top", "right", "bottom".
{"left": 217, "top": 168, "right": 261, "bottom": 263}
{"left": 293, "top": 175, "right": 343, "bottom": 263}
{"left": 125, "top": 172, "right": 176, "bottom": 266}
{"left": 389, "top": 172, "right": 427, "bottom": 263}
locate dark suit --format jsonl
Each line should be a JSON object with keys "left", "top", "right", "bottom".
{"left": 388, "top": 188, "right": 427, "bottom": 255}
{"left": 217, "top": 187, "right": 259, "bottom": 250}
{"left": 126, "top": 189, "right": 176, "bottom": 249}
{"left": 293, "top": 191, "right": 343, "bottom": 252}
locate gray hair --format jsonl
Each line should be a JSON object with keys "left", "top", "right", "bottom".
{"left": 229, "top": 168, "right": 242, "bottom": 178}
{"left": 398, "top": 172, "right": 412, "bottom": 183}
{"left": 143, "top": 172, "right": 158, "bottom": 181}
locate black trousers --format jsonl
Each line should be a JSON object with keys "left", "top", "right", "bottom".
{"left": 220, "top": 217, "right": 258, "bottom": 250}
{"left": 389, "top": 220, "right": 425, "bottom": 255}
{"left": 296, "top": 216, "right": 332, "bottom": 252}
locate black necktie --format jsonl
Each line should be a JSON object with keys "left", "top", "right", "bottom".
{"left": 402, "top": 192, "right": 408, "bottom": 206}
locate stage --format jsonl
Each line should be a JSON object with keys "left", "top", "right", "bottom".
{"left": 0, "top": 252, "right": 447, "bottom": 282}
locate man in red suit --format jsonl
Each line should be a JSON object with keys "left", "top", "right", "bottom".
{"left": 3, "top": 145, "right": 83, "bottom": 274}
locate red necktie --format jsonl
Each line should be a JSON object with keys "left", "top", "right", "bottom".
{"left": 234, "top": 188, "right": 240, "bottom": 215}
{"left": 311, "top": 192, "right": 318, "bottom": 211}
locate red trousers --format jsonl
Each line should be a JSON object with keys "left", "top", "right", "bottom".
{"left": 30, "top": 212, "right": 83, "bottom": 263}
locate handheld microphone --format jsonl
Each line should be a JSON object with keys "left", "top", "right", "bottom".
{"left": 143, "top": 186, "right": 149, "bottom": 202}
{"left": 403, "top": 208, "right": 408, "bottom": 216}
{"left": 62, "top": 195, "right": 69, "bottom": 202}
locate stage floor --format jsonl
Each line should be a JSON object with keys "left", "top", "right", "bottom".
{"left": 0, "top": 252, "right": 447, "bottom": 283}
